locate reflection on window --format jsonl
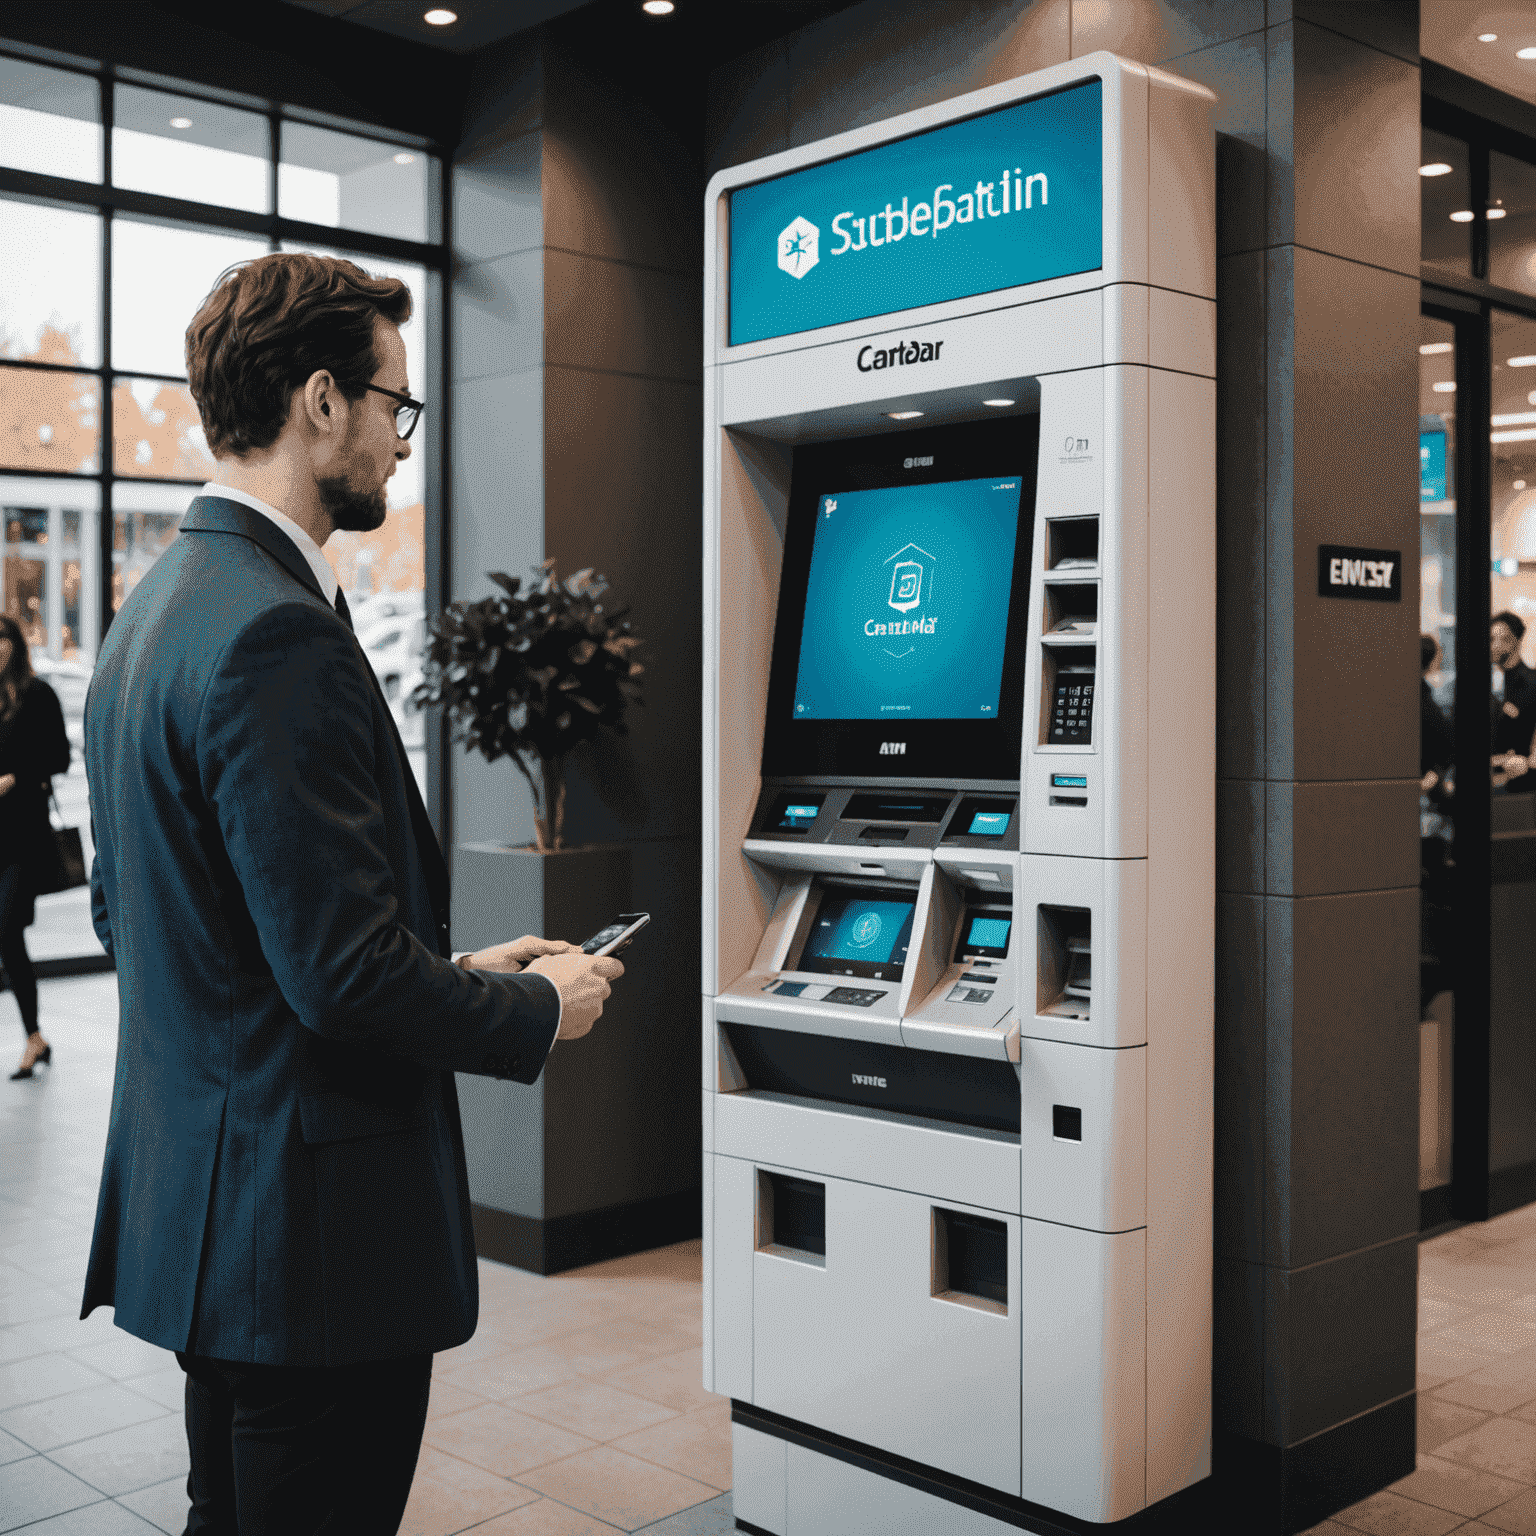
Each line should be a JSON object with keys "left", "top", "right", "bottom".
{"left": 112, "top": 482, "right": 198, "bottom": 614}
{"left": 0, "top": 200, "right": 103, "bottom": 366}
{"left": 1492, "top": 313, "right": 1536, "bottom": 651}
{"left": 111, "top": 218, "right": 267, "bottom": 378}
{"left": 279, "top": 122, "right": 431, "bottom": 242}
{"left": 113, "top": 85, "right": 270, "bottom": 214}
{"left": 112, "top": 378, "right": 216, "bottom": 480}
{"left": 1421, "top": 127, "right": 1472, "bottom": 281}
{"left": 3, "top": 478, "right": 101, "bottom": 663}
{"left": 1489, "top": 151, "right": 1536, "bottom": 299}
{"left": 0, "top": 365, "right": 101, "bottom": 473}
{"left": 0, "top": 56, "right": 100, "bottom": 182}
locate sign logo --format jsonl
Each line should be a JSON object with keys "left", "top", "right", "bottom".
{"left": 1318, "top": 544, "right": 1402, "bottom": 603}
{"left": 903, "top": 456, "right": 933, "bottom": 470}
{"left": 849, "top": 913, "right": 883, "bottom": 948}
{"left": 852, "top": 1074, "right": 888, "bottom": 1088}
{"left": 878, "top": 742, "right": 907, "bottom": 755}
{"left": 777, "top": 216, "right": 820, "bottom": 279}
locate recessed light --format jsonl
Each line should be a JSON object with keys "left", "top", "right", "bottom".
{"left": 1419, "top": 162, "right": 1453, "bottom": 177}
{"left": 1479, "top": 33, "right": 1498, "bottom": 42}
{"left": 1420, "top": 342, "right": 1454, "bottom": 355}
{"left": 424, "top": 8, "right": 457, "bottom": 23}
{"left": 1494, "top": 412, "right": 1536, "bottom": 426}
{"left": 393, "top": 152, "right": 415, "bottom": 165}
{"left": 1432, "top": 381, "right": 1456, "bottom": 393}
{"left": 169, "top": 117, "right": 192, "bottom": 129}
{"left": 982, "top": 398, "right": 1015, "bottom": 408}
{"left": 1450, "top": 210, "right": 1475, "bottom": 222}
{"left": 1501, "top": 556, "right": 1521, "bottom": 576}
{"left": 1519, "top": 46, "right": 1536, "bottom": 59}
{"left": 642, "top": 0, "right": 676, "bottom": 12}
{"left": 1488, "top": 206, "right": 1508, "bottom": 219}
{"left": 1529, "top": 389, "right": 1536, "bottom": 404}
{"left": 1518, "top": 480, "right": 1529, "bottom": 491}
{"left": 1510, "top": 356, "right": 1536, "bottom": 367}
{"left": 886, "top": 410, "right": 924, "bottom": 420}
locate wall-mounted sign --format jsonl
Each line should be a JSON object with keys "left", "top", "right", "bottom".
{"left": 1420, "top": 429, "right": 1447, "bottom": 502}
{"left": 1319, "top": 545, "right": 1401, "bottom": 602}
{"left": 728, "top": 80, "right": 1103, "bottom": 347}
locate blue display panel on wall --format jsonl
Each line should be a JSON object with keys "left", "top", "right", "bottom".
{"left": 1420, "top": 429, "right": 1447, "bottom": 502}
{"left": 728, "top": 80, "right": 1103, "bottom": 347}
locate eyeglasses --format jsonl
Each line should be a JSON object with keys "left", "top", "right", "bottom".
{"left": 363, "top": 383, "right": 425, "bottom": 440}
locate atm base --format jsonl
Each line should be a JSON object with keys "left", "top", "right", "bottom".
{"left": 731, "top": 1403, "right": 1215, "bottom": 1535}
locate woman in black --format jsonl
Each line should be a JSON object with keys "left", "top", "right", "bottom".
{"left": 0, "top": 614, "right": 72, "bottom": 1079}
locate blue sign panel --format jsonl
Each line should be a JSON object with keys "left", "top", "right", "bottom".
{"left": 1420, "top": 430, "right": 1447, "bottom": 502}
{"left": 728, "top": 81, "right": 1103, "bottom": 346}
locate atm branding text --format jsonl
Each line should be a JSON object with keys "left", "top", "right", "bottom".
{"left": 852, "top": 1074, "right": 888, "bottom": 1088}
{"left": 878, "top": 743, "right": 907, "bottom": 755}
{"left": 858, "top": 339, "right": 943, "bottom": 372}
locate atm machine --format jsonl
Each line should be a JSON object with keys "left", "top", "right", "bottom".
{"left": 702, "top": 54, "right": 1215, "bottom": 1533}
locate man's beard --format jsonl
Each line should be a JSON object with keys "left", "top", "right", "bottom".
{"left": 318, "top": 464, "right": 388, "bottom": 533}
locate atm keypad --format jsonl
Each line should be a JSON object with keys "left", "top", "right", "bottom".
{"left": 1049, "top": 677, "right": 1094, "bottom": 744}
{"left": 823, "top": 987, "right": 884, "bottom": 1007}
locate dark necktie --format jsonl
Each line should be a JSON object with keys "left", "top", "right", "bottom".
{"left": 333, "top": 586, "right": 353, "bottom": 632}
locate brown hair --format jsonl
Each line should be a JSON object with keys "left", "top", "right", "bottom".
{"left": 185, "top": 252, "right": 412, "bottom": 459}
{"left": 0, "top": 613, "right": 35, "bottom": 726}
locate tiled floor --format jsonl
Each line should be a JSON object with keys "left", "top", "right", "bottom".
{"left": 0, "top": 974, "right": 731, "bottom": 1536}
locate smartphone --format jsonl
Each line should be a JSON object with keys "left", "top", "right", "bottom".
{"left": 580, "top": 912, "right": 650, "bottom": 957}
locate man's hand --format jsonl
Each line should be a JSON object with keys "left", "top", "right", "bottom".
{"left": 461, "top": 935, "right": 579, "bottom": 974}
{"left": 527, "top": 951, "right": 625, "bottom": 1041}
{"left": 0, "top": 773, "right": 13, "bottom": 798}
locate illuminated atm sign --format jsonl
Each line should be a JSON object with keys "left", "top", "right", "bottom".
{"left": 728, "top": 80, "right": 1103, "bottom": 347}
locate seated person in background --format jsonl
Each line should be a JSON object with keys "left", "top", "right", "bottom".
{"left": 1490, "top": 610, "right": 1536, "bottom": 789}
{"left": 1422, "top": 634, "right": 1453, "bottom": 797}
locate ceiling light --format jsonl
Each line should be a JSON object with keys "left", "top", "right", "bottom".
{"left": 982, "top": 398, "right": 1015, "bottom": 408}
{"left": 1419, "top": 162, "right": 1453, "bottom": 177}
{"left": 886, "top": 410, "right": 923, "bottom": 420}
{"left": 423, "top": 8, "right": 457, "bottom": 23}
{"left": 169, "top": 117, "right": 192, "bottom": 129}
{"left": 1518, "top": 46, "right": 1536, "bottom": 59}
{"left": 1450, "top": 210, "right": 1475, "bottom": 222}
{"left": 1510, "top": 356, "right": 1536, "bottom": 367}
{"left": 1432, "top": 381, "right": 1457, "bottom": 393}
{"left": 1488, "top": 206, "right": 1508, "bottom": 219}
{"left": 393, "top": 152, "right": 415, "bottom": 165}
{"left": 1501, "top": 556, "right": 1521, "bottom": 576}
{"left": 1420, "top": 341, "right": 1454, "bottom": 355}
{"left": 1493, "top": 411, "right": 1536, "bottom": 427}
{"left": 1517, "top": 481, "right": 1529, "bottom": 491}
{"left": 1493, "top": 427, "right": 1536, "bottom": 443}
{"left": 642, "top": 0, "right": 676, "bottom": 12}
{"left": 1529, "top": 390, "right": 1536, "bottom": 404}
{"left": 1478, "top": 33, "right": 1497, "bottom": 42}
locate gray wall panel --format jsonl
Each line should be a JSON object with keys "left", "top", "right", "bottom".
{"left": 1069, "top": 0, "right": 1263, "bottom": 65}
{"left": 543, "top": 249, "right": 702, "bottom": 383}
{"left": 1266, "top": 780, "right": 1421, "bottom": 896}
{"left": 1216, "top": 893, "right": 1266, "bottom": 1265}
{"left": 1218, "top": 779, "right": 1265, "bottom": 894}
{"left": 454, "top": 125, "right": 543, "bottom": 267}
{"left": 451, "top": 247, "right": 544, "bottom": 384}
{"left": 1276, "top": 1, "right": 1419, "bottom": 65}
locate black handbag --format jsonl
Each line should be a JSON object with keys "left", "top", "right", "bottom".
{"left": 33, "top": 782, "right": 87, "bottom": 895}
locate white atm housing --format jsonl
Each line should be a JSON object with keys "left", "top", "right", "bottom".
{"left": 702, "top": 53, "right": 1215, "bottom": 1532}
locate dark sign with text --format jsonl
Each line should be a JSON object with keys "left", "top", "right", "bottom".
{"left": 1318, "top": 545, "right": 1401, "bottom": 602}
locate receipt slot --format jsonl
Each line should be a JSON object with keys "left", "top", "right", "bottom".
{"left": 703, "top": 52, "right": 1214, "bottom": 1533}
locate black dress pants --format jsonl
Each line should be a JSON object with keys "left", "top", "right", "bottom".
{"left": 176, "top": 1350, "right": 433, "bottom": 1535}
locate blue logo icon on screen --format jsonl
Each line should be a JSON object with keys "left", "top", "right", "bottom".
{"left": 888, "top": 552, "right": 926, "bottom": 613}
{"left": 850, "top": 912, "right": 883, "bottom": 948}
{"left": 778, "top": 216, "right": 820, "bottom": 279}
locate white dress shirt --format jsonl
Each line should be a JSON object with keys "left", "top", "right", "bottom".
{"left": 197, "top": 483, "right": 559, "bottom": 1035}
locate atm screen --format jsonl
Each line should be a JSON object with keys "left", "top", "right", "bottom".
{"left": 792, "top": 474, "right": 1024, "bottom": 722}
{"left": 956, "top": 909, "right": 1012, "bottom": 961}
{"left": 762, "top": 416, "right": 1037, "bottom": 781}
{"left": 799, "top": 888, "right": 916, "bottom": 979}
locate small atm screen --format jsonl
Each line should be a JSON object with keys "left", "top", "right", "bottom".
{"left": 968, "top": 811, "right": 1010, "bottom": 836}
{"left": 956, "top": 910, "right": 1012, "bottom": 960}
{"left": 792, "top": 475, "right": 1024, "bottom": 722}
{"left": 799, "top": 888, "right": 916, "bottom": 979}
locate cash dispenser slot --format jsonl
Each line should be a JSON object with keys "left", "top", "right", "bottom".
{"left": 1043, "top": 582, "right": 1099, "bottom": 637}
{"left": 722, "top": 1022, "right": 1021, "bottom": 1133}
{"left": 1045, "top": 516, "right": 1099, "bottom": 571}
{"left": 933, "top": 1208, "right": 1009, "bottom": 1313}
{"left": 1039, "top": 906, "right": 1091, "bottom": 1021}
{"left": 758, "top": 1171, "right": 826, "bottom": 1265}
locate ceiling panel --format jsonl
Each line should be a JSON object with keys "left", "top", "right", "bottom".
{"left": 1423, "top": 1, "right": 1536, "bottom": 107}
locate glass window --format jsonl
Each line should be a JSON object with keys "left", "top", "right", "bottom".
{"left": 112, "top": 85, "right": 270, "bottom": 214}
{"left": 0, "top": 56, "right": 100, "bottom": 182}
{"left": 112, "top": 480, "right": 198, "bottom": 615}
{"left": 1489, "top": 150, "right": 1536, "bottom": 299}
{"left": 279, "top": 122, "right": 431, "bottom": 242}
{"left": 0, "top": 364, "right": 101, "bottom": 473}
{"left": 1491, "top": 310, "right": 1536, "bottom": 636}
{"left": 111, "top": 217, "right": 268, "bottom": 378}
{"left": 1421, "top": 128, "right": 1472, "bottom": 281}
{"left": 0, "top": 200, "right": 103, "bottom": 366}
{"left": 112, "top": 377, "right": 215, "bottom": 480}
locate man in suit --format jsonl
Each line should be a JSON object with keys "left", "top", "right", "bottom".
{"left": 1491, "top": 610, "right": 1536, "bottom": 788}
{"left": 81, "top": 252, "right": 623, "bottom": 1534}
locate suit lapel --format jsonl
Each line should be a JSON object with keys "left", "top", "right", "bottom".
{"left": 182, "top": 497, "right": 452, "bottom": 951}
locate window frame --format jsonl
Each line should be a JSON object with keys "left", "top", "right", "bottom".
{"left": 0, "top": 47, "right": 453, "bottom": 851}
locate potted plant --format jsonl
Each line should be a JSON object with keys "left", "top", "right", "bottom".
{"left": 411, "top": 560, "right": 645, "bottom": 851}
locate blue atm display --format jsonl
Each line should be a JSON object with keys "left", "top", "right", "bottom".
{"left": 792, "top": 476, "right": 1023, "bottom": 721}
{"left": 968, "top": 916, "right": 1012, "bottom": 951}
{"left": 800, "top": 892, "right": 916, "bottom": 977}
{"left": 1421, "top": 430, "right": 1447, "bottom": 503}
{"left": 728, "top": 81, "right": 1103, "bottom": 345}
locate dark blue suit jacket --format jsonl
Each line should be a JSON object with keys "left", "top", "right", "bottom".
{"left": 81, "top": 495, "right": 560, "bottom": 1366}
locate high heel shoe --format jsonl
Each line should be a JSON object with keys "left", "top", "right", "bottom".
{"left": 9, "top": 1040, "right": 51, "bottom": 1080}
